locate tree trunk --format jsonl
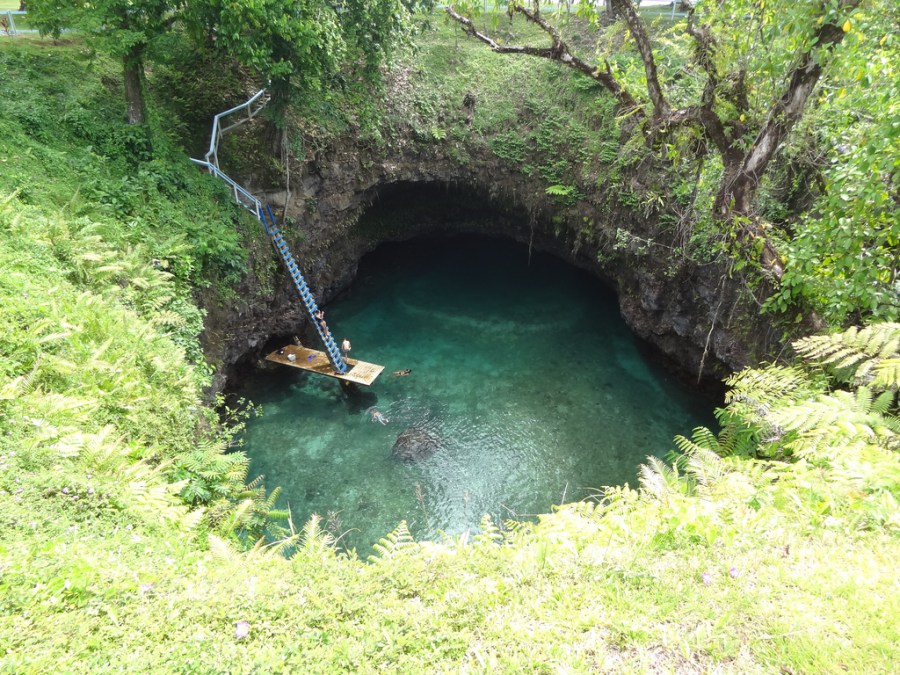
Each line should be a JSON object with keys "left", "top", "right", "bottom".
{"left": 715, "top": 158, "right": 785, "bottom": 278}
{"left": 123, "top": 46, "right": 147, "bottom": 125}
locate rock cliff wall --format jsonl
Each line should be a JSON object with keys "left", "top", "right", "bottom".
{"left": 202, "top": 129, "right": 777, "bottom": 392}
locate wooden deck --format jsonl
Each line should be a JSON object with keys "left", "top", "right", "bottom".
{"left": 265, "top": 344, "right": 384, "bottom": 386}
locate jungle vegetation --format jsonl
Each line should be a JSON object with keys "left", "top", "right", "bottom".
{"left": 0, "top": 1, "right": 898, "bottom": 671}
{"left": 445, "top": 0, "right": 898, "bottom": 324}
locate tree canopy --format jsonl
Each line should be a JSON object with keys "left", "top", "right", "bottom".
{"left": 30, "top": 0, "right": 182, "bottom": 124}
{"left": 30, "top": 0, "right": 410, "bottom": 125}
{"left": 446, "top": 0, "right": 898, "bottom": 323}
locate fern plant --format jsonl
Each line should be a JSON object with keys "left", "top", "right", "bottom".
{"left": 794, "top": 322, "right": 900, "bottom": 391}
{"left": 369, "top": 521, "right": 415, "bottom": 562}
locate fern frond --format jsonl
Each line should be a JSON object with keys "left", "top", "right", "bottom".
{"left": 208, "top": 534, "right": 236, "bottom": 561}
{"left": 368, "top": 521, "right": 415, "bottom": 562}
{"left": 179, "top": 506, "right": 206, "bottom": 532}
{"left": 220, "top": 498, "right": 254, "bottom": 535}
{"left": 855, "top": 387, "right": 874, "bottom": 413}
{"left": 299, "top": 513, "right": 336, "bottom": 555}
{"left": 715, "top": 424, "right": 758, "bottom": 457}
{"left": 473, "top": 515, "right": 503, "bottom": 545}
{"left": 150, "top": 310, "right": 187, "bottom": 328}
{"left": 873, "top": 359, "right": 900, "bottom": 390}
{"left": 725, "top": 366, "right": 813, "bottom": 413}
{"left": 639, "top": 456, "right": 683, "bottom": 503}
{"left": 686, "top": 446, "right": 725, "bottom": 491}
{"left": 795, "top": 323, "right": 900, "bottom": 390}
{"left": 567, "top": 500, "right": 602, "bottom": 521}
{"left": 246, "top": 474, "right": 265, "bottom": 490}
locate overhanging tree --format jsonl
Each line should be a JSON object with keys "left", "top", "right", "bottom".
{"left": 30, "top": 0, "right": 409, "bottom": 126}
{"left": 186, "top": 0, "right": 409, "bottom": 114}
{"left": 446, "top": 0, "right": 867, "bottom": 278}
{"left": 30, "top": 0, "right": 183, "bottom": 125}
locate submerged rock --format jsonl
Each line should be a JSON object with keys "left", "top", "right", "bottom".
{"left": 392, "top": 427, "right": 441, "bottom": 461}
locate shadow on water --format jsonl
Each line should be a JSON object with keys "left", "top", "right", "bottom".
{"left": 234, "top": 234, "right": 720, "bottom": 554}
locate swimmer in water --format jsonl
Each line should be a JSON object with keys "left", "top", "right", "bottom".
{"left": 366, "top": 406, "right": 389, "bottom": 425}
{"left": 392, "top": 369, "right": 412, "bottom": 377}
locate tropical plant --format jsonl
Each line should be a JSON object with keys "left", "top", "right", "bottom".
{"left": 793, "top": 323, "right": 900, "bottom": 390}
{"left": 444, "top": 0, "right": 899, "bottom": 331}
{"left": 664, "top": 323, "right": 899, "bottom": 469}
{"left": 186, "top": 0, "right": 409, "bottom": 115}
{"left": 369, "top": 520, "right": 416, "bottom": 562}
{"left": 29, "top": 0, "right": 179, "bottom": 124}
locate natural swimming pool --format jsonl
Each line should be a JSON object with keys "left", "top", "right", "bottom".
{"left": 237, "top": 235, "right": 716, "bottom": 553}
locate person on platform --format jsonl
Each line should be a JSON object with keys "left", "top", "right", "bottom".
{"left": 341, "top": 338, "right": 352, "bottom": 360}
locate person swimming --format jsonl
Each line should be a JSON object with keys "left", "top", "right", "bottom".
{"left": 366, "top": 406, "right": 389, "bottom": 425}
{"left": 392, "top": 369, "right": 412, "bottom": 377}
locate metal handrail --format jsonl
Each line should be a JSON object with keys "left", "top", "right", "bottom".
{"left": 189, "top": 91, "right": 348, "bottom": 374}
{"left": 188, "top": 158, "right": 262, "bottom": 216}
{"left": 199, "top": 88, "right": 268, "bottom": 170}
{"left": 2, "top": 10, "right": 27, "bottom": 36}
{"left": 189, "top": 88, "right": 269, "bottom": 216}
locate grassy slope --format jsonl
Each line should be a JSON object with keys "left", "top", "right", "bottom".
{"left": 0, "top": 30, "right": 898, "bottom": 674}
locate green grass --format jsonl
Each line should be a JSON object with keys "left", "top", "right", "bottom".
{"left": 0, "top": 39, "right": 256, "bottom": 301}
{"left": 0, "top": 28, "right": 898, "bottom": 675}
{"left": 0, "top": 1, "right": 20, "bottom": 11}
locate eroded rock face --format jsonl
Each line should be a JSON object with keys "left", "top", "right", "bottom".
{"left": 203, "top": 104, "right": 779, "bottom": 394}
{"left": 392, "top": 427, "right": 441, "bottom": 462}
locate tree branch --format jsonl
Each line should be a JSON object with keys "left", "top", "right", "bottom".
{"left": 609, "top": 0, "right": 668, "bottom": 118}
{"left": 445, "top": 4, "right": 641, "bottom": 115}
{"left": 686, "top": 17, "right": 717, "bottom": 108}
{"left": 734, "top": 0, "right": 861, "bottom": 202}
{"left": 657, "top": 105, "right": 735, "bottom": 161}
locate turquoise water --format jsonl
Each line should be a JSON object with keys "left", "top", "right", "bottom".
{"left": 238, "top": 235, "right": 715, "bottom": 553}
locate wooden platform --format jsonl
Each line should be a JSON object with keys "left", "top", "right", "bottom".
{"left": 265, "top": 344, "right": 384, "bottom": 386}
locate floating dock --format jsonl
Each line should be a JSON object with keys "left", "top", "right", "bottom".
{"left": 265, "top": 344, "right": 384, "bottom": 386}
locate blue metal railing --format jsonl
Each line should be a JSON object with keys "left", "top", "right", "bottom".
{"left": 190, "top": 90, "right": 348, "bottom": 374}
{"left": 261, "top": 206, "right": 349, "bottom": 374}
